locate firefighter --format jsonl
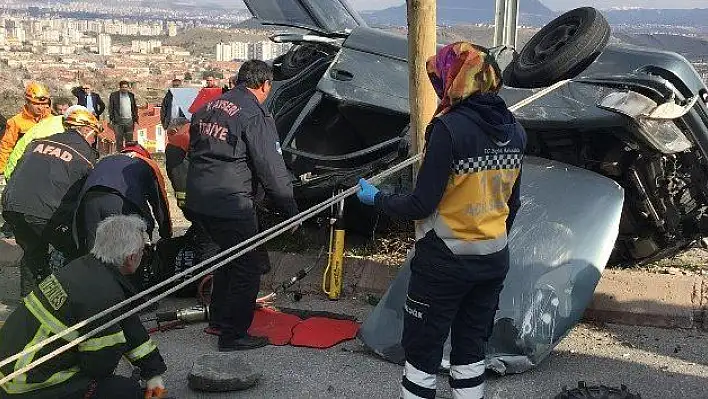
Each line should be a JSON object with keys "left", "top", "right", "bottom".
{"left": 73, "top": 141, "right": 172, "bottom": 255}
{"left": 2, "top": 106, "right": 100, "bottom": 295}
{"left": 164, "top": 117, "right": 190, "bottom": 210}
{"left": 0, "top": 215, "right": 168, "bottom": 399}
{"left": 0, "top": 82, "right": 53, "bottom": 177}
{"left": 4, "top": 97, "right": 73, "bottom": 179}
{"left": 186, "top": 60, "right": 299, "bottom": 351}
{"left": 355, "top": 42, "right": 527, "bottom": 399}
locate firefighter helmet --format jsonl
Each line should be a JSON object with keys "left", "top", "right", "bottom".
{"left": 24, "top": 81, "right": 51, "bottom": 105}
{"left": 64, "top": 106, "right": 101, "bottom": 134}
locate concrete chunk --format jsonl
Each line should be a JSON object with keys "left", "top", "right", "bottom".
{"left": 188, "top": 353, "right": 261, "bottom": 392}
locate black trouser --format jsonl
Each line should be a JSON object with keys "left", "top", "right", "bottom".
{"left": 0, "top": 375, "right": 142, "bottom": 399}
{"left": 63, "top": 376, "right": 142, "bottom": 399}
{"left": 401, "top": 247, "right": 509, "bottom": 399}
{"left": 112, "top": 123, "right": 134, "bottom": 152}
{"left": 3, "top": 212, "right": 52, "bottom": 295}
{"left": 189, "top": 209, "right": 269, "bottom": 341}
{"left": 76, "top": 190, "right": 142, "bottom": 255}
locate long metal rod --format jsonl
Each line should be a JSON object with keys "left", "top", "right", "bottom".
{"left": 0, "top": 78, "right": 571, "bottom": 384}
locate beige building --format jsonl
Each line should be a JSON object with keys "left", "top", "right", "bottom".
{"left": 98, "top": 33, "right": 112, "bottom": 56}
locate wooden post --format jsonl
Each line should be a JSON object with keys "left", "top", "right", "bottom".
{"left": 407, "top": 0, "right": 437, "bottom": 165}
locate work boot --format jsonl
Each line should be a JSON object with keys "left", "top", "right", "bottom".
{"left": 218, "top": 334, "right": 269, "bottom": 351}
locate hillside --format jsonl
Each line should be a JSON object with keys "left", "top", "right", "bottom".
{"left": 163, "top": 27, "right": 272, "bottom": 57}
{"left": 362, "top": 0, "right": 554, "bottom": 27}
{"left": 614, "top": 33, "right": 708, "bottom": 61}
{"left": 605, "top": 8, "right": 708, "bottom": 29}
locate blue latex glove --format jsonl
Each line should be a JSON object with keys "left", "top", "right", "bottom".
{"left": 356, "top": 178, "right": 379, "bottom": 206}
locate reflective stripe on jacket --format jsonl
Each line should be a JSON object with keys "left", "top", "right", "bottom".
{"left": 4, "top": 115, "right": 64, "bottom": 179}
{"left": 416, "top": 97, "right": 526, "bottom": 256}
{"left": 0, "top": 255, "right": 166, "bottom": 398}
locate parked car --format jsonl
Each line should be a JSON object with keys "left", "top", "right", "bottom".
{"left": 243, "top": 1, "right": 708, "bottom": 265}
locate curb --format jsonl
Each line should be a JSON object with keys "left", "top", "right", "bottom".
{"left": 1, "top": 239, "right": 705, "bottom": 330}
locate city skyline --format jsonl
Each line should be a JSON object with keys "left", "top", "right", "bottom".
{"left": 227, "top": 0, "right": 708, "bottom": 11}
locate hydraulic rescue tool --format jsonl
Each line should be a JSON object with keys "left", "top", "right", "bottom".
{"left": 322, "top": 190, "right": 346, "bottom": 300}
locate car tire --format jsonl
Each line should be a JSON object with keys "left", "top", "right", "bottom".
{"left": 554, "top": 382, "right": 641, "bottom": 399}
{"left": 507, "top": 7, "right": 610, "bottom": 88}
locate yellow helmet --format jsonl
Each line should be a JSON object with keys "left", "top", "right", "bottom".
{"left": 64, "top": 106, "right": 101, "bottom": 134}
{"left": 24, "top": 81, "right": 51, "bottom": 105}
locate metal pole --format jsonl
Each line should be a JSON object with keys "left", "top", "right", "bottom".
{"left": 493, "top": 0, "right": 506, "bottom": 47}
{"left": 504, "top": 0, "right": 520, "bottom": 48}
{"left": 0, "top": 78, "right": 573, "bottom": 383}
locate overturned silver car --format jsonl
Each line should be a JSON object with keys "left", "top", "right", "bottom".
{"left": 233, "top": 1, "right": 706, "bottom": 371}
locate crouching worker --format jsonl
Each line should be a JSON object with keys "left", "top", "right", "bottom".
{"left": 2, "top": 106, "right": 99, "bottom": 295}
{"left": 355, "top": 42, "right": 527, "bottom": 399}
{"left": 0, "top": 215, "right": 168, "bottom": 399}
{"left": 73, "top": 141, "right": 172, "bottom": 255}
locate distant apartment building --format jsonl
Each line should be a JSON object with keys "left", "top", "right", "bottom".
{"left": 46, "top": 44, "right": 76, "bottom": 55}
{"left": 98, "top": 33, "right": 112, "bottom": 56}
{"left": 12, "top": 25, "right": 26, "bottom": 43}
{"left": 131, "top": 39, "right": 162, "bottom": 54}
{"left": 42, "top": 29, "right": 61, "bottom": 43}
{"left": 216, "top": 41, "right": 291, "bottom": 62}
{"left": 216, "top": 42, "right": 232, "bottom": 62}
{"left": 167, "top": 22, "right": 177, "bottom": 37}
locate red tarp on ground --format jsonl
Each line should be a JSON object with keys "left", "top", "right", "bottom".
{"left": 246, "top": 309, "right": 360, "bottom": 349}
{"left": 248, "top": 308, "right": 301, "bottom": 346}
{"left": 290, "top": 317, "right": 360, "bottom": 349}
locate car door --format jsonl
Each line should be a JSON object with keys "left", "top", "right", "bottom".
{"left": 242, "top": 0, "right": 366, "bottom": 34}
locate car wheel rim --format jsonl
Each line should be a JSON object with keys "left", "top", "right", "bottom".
{"left": 531, "top": 18, "right": 582, "bottom": 65}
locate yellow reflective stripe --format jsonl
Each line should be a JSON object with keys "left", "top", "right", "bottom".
{"left": 175, "top": 191, "right": 186, "bottom": 200}
{"left": 78, "top": 331, "right": 126, "bottom": 352}
{"left": 23, "top": 293, "right": 79, "bottom": 341}
{"left": 125, "top": 339, "right": 157, "bottom": 362}
{"left": 14, "top": 326, "right": 51, "bottom": 383}
{"left": 0, "top": 366, "right": 80, "bottom": 394}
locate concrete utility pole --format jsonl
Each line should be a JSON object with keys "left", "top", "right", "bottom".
{"left": 494, "top": 0, "right": 520, "bottom": 49}
{"left": 494, "top": 0, "right": 506, "bottom": 47}
{"left": 504, "top": 0, "right": 520, "bottom": 49}
{"left": 406, "top": 0, "right": 437, "bottom": 164}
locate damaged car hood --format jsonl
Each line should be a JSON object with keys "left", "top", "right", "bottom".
{"left": 358, "top": 156, "right": 624, "bottom": 374}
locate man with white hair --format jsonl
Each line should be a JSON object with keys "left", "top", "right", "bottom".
{"left": 0, "top": 215, "right": 168, "bottom": 399}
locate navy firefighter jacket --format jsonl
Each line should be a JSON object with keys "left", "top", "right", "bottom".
{"left": 375, "top": 94, "right": 527, "bottom": 260}
{"left": 186, "top": 84, "right": 298, "bottom": 218}
{"left": 75, "top": 153, "right": 172, "bottom": 239}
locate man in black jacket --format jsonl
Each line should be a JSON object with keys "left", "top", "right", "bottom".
{"left": 159, "top": 78, "right": 183, "bottom": 130}
{"left": 108, "top": 81, "right": 138, "bottom": 152}
{"left": 72, "top": 84, "right": 105, "bottom": 117}
{"left": 2, "top": 106, "right": 99, "bottom": 295}
{"left": 186, "top": 60, "right": 298, "bottom": 351}
{"left": 73, "top": 142, "right": 172, "bottom": 255}
{"left": 0, "top": 215, "right": 168, "bottom": 399}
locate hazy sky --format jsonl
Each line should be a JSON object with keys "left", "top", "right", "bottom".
{"left": 347, "top": 0, "right": 708, "bottom": 11}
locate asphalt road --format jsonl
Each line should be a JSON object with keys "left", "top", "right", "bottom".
{"left": 127, "top": 296, "right": 708, "bottom": 399}
{"left": 1, "top": 265, "right": 707, "bottom": 398}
